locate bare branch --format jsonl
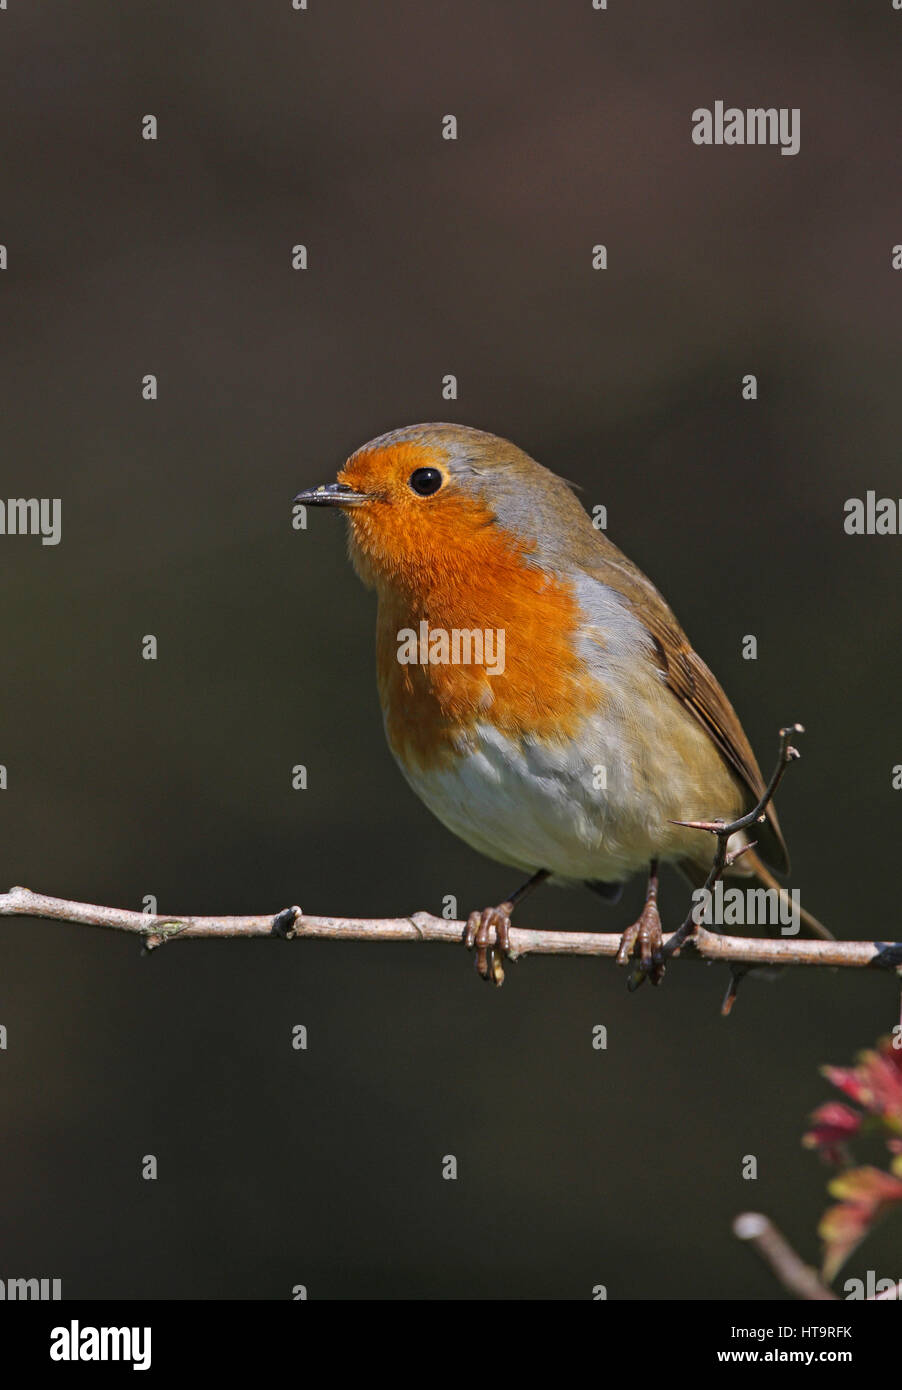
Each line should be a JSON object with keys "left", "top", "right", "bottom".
{"left": 0, "top": 884, "right": 895, "bottom": 972}
{"left": 733, "top": 1213, "right": 837, "bottom": 1301}
{"left": 3, "top": 730, "right": 898, "bottom": 986}
{"left": 734, "top": 1213, "right": 902, "bottom": 1302}
{"left": 662, "top": 723, "right": 806, "bottom": 966}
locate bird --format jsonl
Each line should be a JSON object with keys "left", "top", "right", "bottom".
{"left": 295, "top": 423, "right": 830, "bottom": 986}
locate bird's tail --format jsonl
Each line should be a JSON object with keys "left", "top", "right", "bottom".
{"left": 678, "top": 846, "right": 833, "bottom": 940}
{"left": 734, "top": 847, "right": 834, "bottom": 941}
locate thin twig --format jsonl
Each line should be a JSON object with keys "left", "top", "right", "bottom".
{"left": 662, "top": 723, "right": 804, "bottom": 966}
{"left": 733, "top": 1214, "right": 837, "bottom": 1300}
{"left": 734, "top": 1213, "right": 902, "bottom": 1302}
{"left": 0, "top": 884, "right": 895, "bottom": 970}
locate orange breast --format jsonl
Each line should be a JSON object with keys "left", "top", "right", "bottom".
{"left": 368, "top": 515, "right": 601, "bottom": 772}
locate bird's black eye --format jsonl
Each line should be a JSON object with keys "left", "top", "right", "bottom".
{"left": 408, "top": 467, "right": 443, "bottom": 497}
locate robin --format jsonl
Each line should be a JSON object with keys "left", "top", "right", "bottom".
{"left": 295, "top": 423, "right": 830, "bottom": 985}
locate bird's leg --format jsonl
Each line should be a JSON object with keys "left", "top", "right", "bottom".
{"left": 464, "top": 869, "right": 549, "bottom": 986}
{"left": 616, "top": 859, "right": 665, "bottom": 986}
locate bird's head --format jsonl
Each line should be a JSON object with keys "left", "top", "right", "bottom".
{"left": 295, "top": 422, "right": 593, "bottom": 594}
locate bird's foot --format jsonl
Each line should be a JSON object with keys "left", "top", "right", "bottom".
{"left": 616, "top": 898, "right": 665, "bottom": 988}
{"left": 464, "top": 902, "right": 513, "bottom": 986}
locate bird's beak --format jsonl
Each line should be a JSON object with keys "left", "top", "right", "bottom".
{"left": 293, "top": 482, "right": 374, "bottom": 508}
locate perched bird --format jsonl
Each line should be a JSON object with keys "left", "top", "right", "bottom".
{"left": 296, "top": 423, "right": 829, "bottom": 985}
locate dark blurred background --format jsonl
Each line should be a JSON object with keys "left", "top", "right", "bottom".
{"left": 1, "top": 0, "right": 900, "bottom": 1300}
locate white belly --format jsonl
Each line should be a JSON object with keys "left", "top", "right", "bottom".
{"left": 391, "top": 717, "right": 682, "bottom": 885}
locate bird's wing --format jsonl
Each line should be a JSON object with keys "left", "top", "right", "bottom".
{"left": 577, "top": 535, "right": 789, "bottom": 872}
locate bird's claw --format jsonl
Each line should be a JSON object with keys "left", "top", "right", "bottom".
{"left": 616, "top": 900, "right": 665, "bottom": 988}
{"left": 464, "top": 902, "right": 513, "bottom": 986}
